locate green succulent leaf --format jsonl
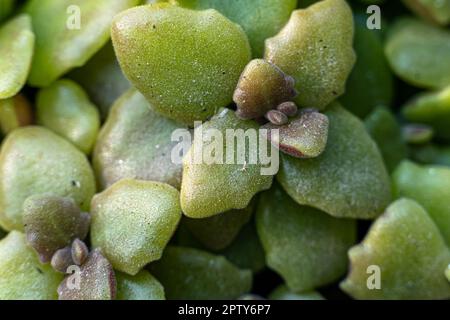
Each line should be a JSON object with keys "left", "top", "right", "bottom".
{"left": 90, "top": 179, "right": 181, "bottom": 275}
{"left": 149, "top": 246, "right": 252, "bottom": 299}
{"left": 256, "top": 183, "right": 356, "bottom": 292}
{"left": 93, "top": 89, "right": 185, "bottom": 190}
{"left": 171, "top": 0, "right": 297, "bottom": 57}
{"left": 184, "top": 200, "right": 254, "bottom": 251}
{"left": 385, "top": 18, "right": 450, "bottom": 89}
{"left": 341, "top": 198, "right": 450, "bottom": 300}
{"left": 364, "top": 106, "right": 408, "bottom": 172}
{"left": 116, "top": 270, "right": 165, "bottom": 300}
{"left": 0, "top": 126, "right": 96, "bottom": 231}
{"left": 36, "top": 79, "right": 100, "bottom": 154}
{"left": 24, "top": 0, "right": 140, "bottom": 87}
{"left": 402, "top": 85, "right": 450, "bottom": 140}
{"left": 277, "top": 103, "right": 391, "bottom": 219}
{"left": 340, "top": 13, "right": 393, "bottom": 118}
{"left": 265, "top": 0, "right": 356, "bottom": 109}
{"left": 392, "top": 160, "right": 450, "bottom": 245}
{"left": 180, "top": 108, "right": 273, "bottom": 218}
{"left": 0, "top": 14, "right": 34, "bottom": 99}
{"left": 111, "top": 3, "right": 251, "bottom": 124}
{"left": 0, "top": 231, "right": 62, "bottom": 300}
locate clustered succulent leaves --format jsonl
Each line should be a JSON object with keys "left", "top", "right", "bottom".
{"left": 0, "top": 0, "right": 449, "bottom": 301}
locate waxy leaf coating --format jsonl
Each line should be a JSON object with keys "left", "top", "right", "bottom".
{"left": 364, "top": 106, "right": 407, "bottom": 172}
{"left": 0, "top": 14, "right": 34, "bottom": 99}
{"left": 181, "top": 108, "right": 273, "bottom": 218}
{"left": 171, "top": 0, "right": 297, "bottom": 57}
{"left": 37, "top": 79, "right": 100, "bottom": 154}
{"left": 69, "top": 42, "right": 131, "bottom": 119}
{"left": 0, "top": 94, "right": 33, "bottom": 135}
{"left": 340, "top": 13, "right": 393, "bottom": 118}
{"left": 263, "top": 110, "right": 329, "bottom": 158}
{"left": 149, "top": 246, "right": 252, "bottom": 300}
{"left": 0, "top": 231, "right": 62, "bottom": 300}
{"left": 112, "top": 3, "right": 251, "bottom": 124}
{"left": 116, "top": 270, "right": 165, "bottom": 300}
{"left": 233, "top": 59, "right": 297, "bottom": 120}
{"left": 385, "top": 18, "right": 450, "bottom": 89}
{"left": 24, "top": 0, "right": 140, "bottom": 87}
{"left": 265, "top": 0, "right": 356, "bottom": 109}
{"left": 184, "top": 201, "right": 254, "bottom": 251}
{"left": 23, "top": 195, "right": 90, "bottom": 263}
{"left": 393, "top": 160, "right": 450, "bottom": 245}
{"left": 277, "top": 104, "right": 391, "bottom": 219}
{"left": 341, "top": 198, "right": 450, "bottom": 299}
{"left": 256, "top": 184, "right": 356, "bottom": 292}
{"left": 402, "top": 85, "right": 450, "bottom": 140}
{"left": 402, "top": 0, "right": 450, "bottom": 26}
{"left": 93, "top": 89, "right": 185, "bottom": 190}
{"left": 0, "top": 127, "right": 96, "bottom": 231}
{"left": 90, "top": 179, "right": 181, "bottom": 275}
{"left": 58, "top": 249, "right": 116, "bottom": 300}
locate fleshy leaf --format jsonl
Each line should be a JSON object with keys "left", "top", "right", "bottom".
{"left": 392, "top": 160, "right": 450, "bottom": 245}
{"left": 58, "top": 249, "right": 116, "bottom": 300}
{"left": 233, "top": 59, "right": 297, "bottom": 120}
{"left": 0, "top": 126, "right": 96, "bottom": 231}
{"left": 256, "top": 183, "right": 356, "bottom": 292}
{"left": 184, "top": 200, "right": 254, "bottom": 251}
{"left": 24, "top": 0, "right": 140, "bottom": 87}
{"left": 265, "top": 0, "right": 356, "bottom": 109}
{"left": 93, "top": 89, "right": 185, "bottom": 190}
{"left": 340, "top": 13, "right": 393, "bottom": 118}
{"left": 0, "top": 231, "right": 62, "bottom": 300}
{"left": 36, "top": 79, "right": 100, "bottom": 154}
{"left": 385, "top": 18, "right": 450, "bottom": 89}
{"left": 111, "top": 3, "right": 251, "bottom": 124}
{"left": 116, "top": 270, "right": 165, "bottom": 300}
{"left": 341, "top": 198, "right": 450, "bottom": 299}
{"left": 69, "top": 42, "right": 131, "bottom": 119}
{"left": 0, "top": 14, "right": 34, "bottom": 99}
{"left": 171, "top": 0, "right": 297, "bottom": 57}
{"left": 149, "top": 246, "right": 252, "bottom": 300}
{"left": 402, "top": 85, "right": 450, "bottom": 140}
{"left": 71, "top": 238, "right": 89, "bottom": 266}
{"left": 180, "top": 108, "right": 273, "bottom": 218}
{"left": 0, "top": 94, "right": 33, "bottom": 135}
{"left": 277, "top": 103, "right": 391, "bottom": 219}
{"left": 402, "top": 0, "right": 450, "bottom": 26}
{"left": 51, "top": 246, "right": 74, "bottom": 274}
{"left": 262, "top": 110, "right": 329, "bottom": 158}
{"left": 364, "top": 106, "right": 408, "bottom": 172}
{"left": 90, "top": 179, "right": 181, "bottom": 275}
{"left": 23, "top": 195, "right": 90, "bottom": 263}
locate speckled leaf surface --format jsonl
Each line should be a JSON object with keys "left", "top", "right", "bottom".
{"left": 149, "top": 246, "right": 252, "bottom": 300}
{"left": 24, "top": 0, "right": 140, "bottom": 87}
{"left": 256, "top": 184, "right": 356, "bottom": 292}
{"left": 111, "top": 3, "right": 251, "bottom": 124}
{"left": 0, "top": 231, "right": 62, "bottom": 300}
{"left": 277, "top": 103, "right": 391, "bottom": 219}
{"left": 90, "top": 179, "right": 181, "bottom": 275}
{"left": 341, "top": 198, "right": 450, "bottom": 299}
{"left": 93, "top": 89, "right": 185, "bottom": 190}
{"left": 0, "top": 14, "right": 34, "bottom": 99}
{"left": 0, "top": 127, "right": 96, "bottom": 231}
{"left": 265, "top": 0, "right": 356, "bottom": 109}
